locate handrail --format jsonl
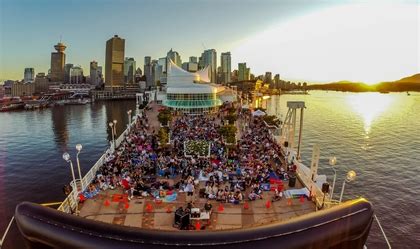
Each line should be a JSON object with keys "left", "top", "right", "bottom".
{"left": 0, "top": 216, "right": 14, "bottom": 247}
{"left": 57, "top": 112, "right": 139, "bottom": 214}
{"left": 374, "top": 215, "right": 392, "bottom": 249}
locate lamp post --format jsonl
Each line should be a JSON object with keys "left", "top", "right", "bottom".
{"left": 127, "top": 109, "right": 132, "bottom": 128}
{"left": 109, "top": 122, "right": 115, "bottom": 150}
{"left": 75, "top": 144, "right": 84, "bottom": 191}
{"left": 329, "top": 156, "right": 337, "bottom": 200}
{"left": 113, "top": 119, "right": 117, "bottom": 147}
{"left": 339, "top": 170, "right": 357, "bottom": 203}
{"left": 62, "top": 152, "right": 78, "bottom": 201}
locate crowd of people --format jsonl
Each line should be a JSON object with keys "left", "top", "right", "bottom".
{"left": 82, "top": 104, "right": 293, "bottom": 206}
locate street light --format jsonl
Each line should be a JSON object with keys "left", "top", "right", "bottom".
{"left": 75, "top": 144, "right": 84, "bottom": 191}
{"left": 112, "top": 120, "right": 117, "bottom": 148}
{"left": 62, "top": 152, "right": 77, "bottom": 199}
{"left": 109, "top": 122, "right": 115, "bottom": 150}
{"left": 339, "top": 170, "right": 357, "bottom": 203}
{"left": 329, "top": 156, "right": 337, "bottom": 200}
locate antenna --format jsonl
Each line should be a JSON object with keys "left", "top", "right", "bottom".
{"left": 201, "top": 42, "right": 206, "bottom": 50}
{"left": 59, "top": 35, "right": 62, "bottom": 43}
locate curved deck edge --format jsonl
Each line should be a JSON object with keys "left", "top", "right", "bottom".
{"left": 15, "top": 198, "right": 373, "bottom": 249}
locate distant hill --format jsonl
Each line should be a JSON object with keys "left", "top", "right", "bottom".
{"left": 308, "top": 73, "right": 420, "bottom": 92}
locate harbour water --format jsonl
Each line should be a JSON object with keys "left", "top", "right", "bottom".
{"left": 1, "top": 92, "right": 419, "bottom": 248}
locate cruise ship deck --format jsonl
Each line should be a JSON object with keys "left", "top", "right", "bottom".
{"left": 77, "top": 102, "right": 316, "bottom": 231}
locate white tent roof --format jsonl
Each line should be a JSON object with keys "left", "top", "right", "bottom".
{"left": 252, "top": 110, "right": 266, "bottom": 116}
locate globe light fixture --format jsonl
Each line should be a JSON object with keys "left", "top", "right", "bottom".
{"left": 62, "top": 152, "right": 70, "bottom": 162}
{"left": 339, "top": 170, "right": 357, "bottom": 203}
{"left": 76, "top": 144, "right": 82, "bottom": 152}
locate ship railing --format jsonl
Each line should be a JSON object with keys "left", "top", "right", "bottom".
{"left": 57, "top": 112, "right": 139, "bottom": 214}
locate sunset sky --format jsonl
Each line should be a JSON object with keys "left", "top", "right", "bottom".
{"left": 0, "top": 0, "right": 418, "bottom": 83}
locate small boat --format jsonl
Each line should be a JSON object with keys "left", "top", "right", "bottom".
{"left": 379, "top": 91, "right": 390, "bottom": 94}
{"left": 407, "top": 92, "right": 411, "bottom": 96}
{"left": 0, "top": 102, "right": 24, "bottom": 112}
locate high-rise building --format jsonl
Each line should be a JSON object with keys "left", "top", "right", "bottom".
{"left": 124, "top": 57, "right": 136, "bottom": 84}
{"left": 158, "top": 57, "right": 167, "bottom": 73}
{"left": 189, "top": 56, "right": 198, "bottom": 63}
{"left": 90, "top": 61, "right": 103, "bottom": 86}
{"left": 264, "top": 72, "right": 273, "bottom": 84}
{"left": 238, "top": 63, "right": 250, "bottom": 81}
{"left": 24, "top": 68, "right": 35, "bottom": 83}
{"left": 144, "top": 56, "right": 153, "bottom": 88}
{"left": 34, "top": 73, "right": 49, "bottom": 93}
{"left": 201, "top": 49, "right": 217, "bottom": 83}
{"left": 105, "top": 35, "right": 125, "bottom": 88}
{"left": 182, "top": 62, "right": 198, "bottom": 72}
{"left": 50, "top": 42, "right": 66, "bottom": 82}
{"left": 152, "top": 60, "right": 161, "bottom": 85}
{"left": 70, "top": 65, "right": 84, "bottom": 84}
{"left": 64, "top": 63, "right": 73, "bottom": 83}
{"left": 167, "top": 49, "right": 182, "bottom": 67}
{"left": 220, "top": 52, "right": 231, "bottom": 84}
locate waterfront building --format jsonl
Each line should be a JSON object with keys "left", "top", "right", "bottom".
{"left": 105, "top": 35, "right": 125, "bottom": 88}
{"left": 167, "top": 49, "right": 182, "bottom": 67}
{"left": 201, "top": 49, "right": 217, "bottom": 83}
{"left": 24, "top": 68, "right": 35, "bottom": 83}
{"left": 238, "top": 63, "right": 250, "bottom": 81}
{"left": 70, "top": 66, "right": 84, "bottom": 84}
{"left": 161, "top": 59, "right": 236, "bottom": 114}
{"left": 11, "top": 81, "right": 35, "bottom": 97}
{"left": 221, "top": 52, "right": 231, "bottom": 84}
{"left": 34, "top": 73, "right": 49, "bottom": 93}
{"left": 50, "top": 42, "right": 66, "bottom": 82}
{"left": 124, "top": 57, "right": 136, "bottom": 84}
{"left": 181, "top": 62, "right": 198, "bottom": 72}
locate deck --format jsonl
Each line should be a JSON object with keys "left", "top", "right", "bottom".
{"left": 78, "top": 102, "right": 316, "bottom": 231}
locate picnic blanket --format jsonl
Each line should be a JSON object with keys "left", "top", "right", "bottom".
{"left": 164, "top": 192, "right": 178, "bottom": 202}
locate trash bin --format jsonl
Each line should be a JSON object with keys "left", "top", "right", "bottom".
{"left": 289, "top": 174, "right": 296, "bottom": 187}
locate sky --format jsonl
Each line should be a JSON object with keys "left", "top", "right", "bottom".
{"left": 0, "top": 0, "right": 418, "bottom": 83}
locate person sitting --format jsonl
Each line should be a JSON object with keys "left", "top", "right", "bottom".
{"left": 272, "top": 189, "right": 283, "bottom": 202}
{"left": 204, "top": 200, "right": 212, "bottom": 212}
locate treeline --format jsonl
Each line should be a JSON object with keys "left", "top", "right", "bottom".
{"left": 308, "top": 82, "right": 420, "bottom": 92}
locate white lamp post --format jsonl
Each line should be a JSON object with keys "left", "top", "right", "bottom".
{"left": 62, "top": 152, "right": 78, "bottom": 203}
{"left": 339, "top": 170, "right": 357, "bottom": 203}
{"left": 109, "top": 122, "right": 115, "bottom": 149}
{"left": 127, "top": 110, "right": 132, "bottom": 128}
{"left": 329, "top": 156, "right": 337, "bottom": 200}
{"left": 75, "top": 144, "right": 84, "bottom": 191}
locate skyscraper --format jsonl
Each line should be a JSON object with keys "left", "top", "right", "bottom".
{"left": 124, "top": 57, "right": 136, "bottom": 84}
{"left": 90, "top": 61, "right": 103, "bottom": 86}
{"left": 201, "top": 49, "right": 217, "bottom": 83}
{"left": 221, "top": 52, "right": 231, "bottom": 84}
{"left": 105, "top": 35, "right": 125, "bottom": 88}
{"left": 189, "top": 56, "right": 198, "bottom": 63}
{"left": 158, "top": 57, "right": 167, "bottom": 73}
{"left": 70, "top": 65, "right": 84, "bottom": 84}
{"left": 144, "top": 56, "right": 153, "bottom": 88}
{"left": 264, "top": 72, "right": 273, "bottom": 84}
{"left": 167, "top": 49, "right": 182, "bottom": 67}
{"left": 24, "top": 68, "right": 35, "bottom": 82}
{"left": 238, "top": 63, "right": 250, "bottom": 81}
{"left": 50, "top": 42, "right": 66, "bottom": 82}
{"left": 64, "top": 63, "right": 73, "bottom": 83}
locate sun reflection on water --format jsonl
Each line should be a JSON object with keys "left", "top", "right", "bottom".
{"left": 346, "top": 93, "right": 395, "bottom": 136}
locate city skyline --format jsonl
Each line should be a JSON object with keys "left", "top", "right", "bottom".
{"left": 0, "top": 0, "right": 418, "bottom": 83}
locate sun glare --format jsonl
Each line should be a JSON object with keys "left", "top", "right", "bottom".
{"left": 346, "top": 93, "right": 395, "bottom": 134}
{"left": 232, "top": 3, "right": 418, "bottom": 83}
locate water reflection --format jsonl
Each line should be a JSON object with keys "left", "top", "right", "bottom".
{"left": 51, "top": 107, "right": 69, "bottom": 150}
{"left": 346, "top": 93, "right": 395, "bottom": 135}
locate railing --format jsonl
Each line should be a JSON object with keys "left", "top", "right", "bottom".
{"left": 57, "top": 113, "right": 139, "bottom": 214}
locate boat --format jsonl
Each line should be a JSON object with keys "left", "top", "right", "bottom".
{"left": 24, "top": 100, "right": 48, "bottom": 110}
{"left": 8, "top": 100, "right": 387, "bottom": 248}
{"left": 0, "top": 102, "right": 24, "bottom": 112}
{"left": 407, "top": 92, "right": 411, "bottom": 96}
{"left": 379, "top": 91, "right": 390, "bottom": 94}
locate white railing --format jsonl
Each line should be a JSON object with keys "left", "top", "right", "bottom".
{"left": 57, "top": 114, "right": 138, "bottom": 214}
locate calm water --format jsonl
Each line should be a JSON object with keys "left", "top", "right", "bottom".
{"left": 1, "top": 93, "right": 419, "bottom": 248}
